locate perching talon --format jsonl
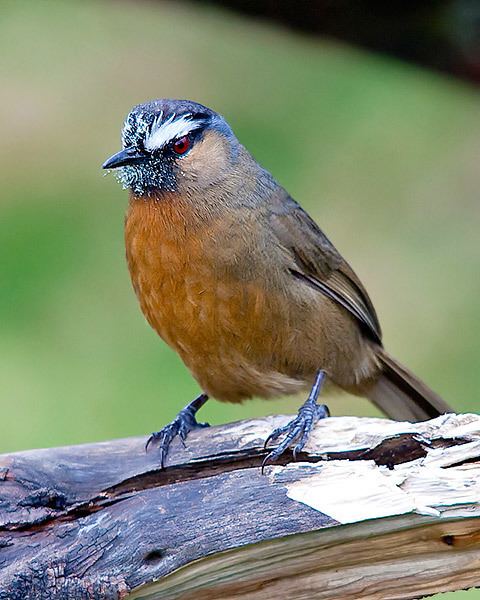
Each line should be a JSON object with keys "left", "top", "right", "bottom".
{"left": 146, "top": 393, "right": 209, "bottom": 468}
{"left": 262, "top": 371, "right": 329, "bottom": 472}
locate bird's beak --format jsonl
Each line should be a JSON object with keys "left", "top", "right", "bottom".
{"left": 102, "top": 147, "right": 148, "bottom": 169}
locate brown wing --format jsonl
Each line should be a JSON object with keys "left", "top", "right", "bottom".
{"left": 269, "top": 193, "right": 382, "bottom": 344}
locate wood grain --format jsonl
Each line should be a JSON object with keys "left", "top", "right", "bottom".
{"left": 1, "top": 413, "right": 480, "bottom": 599}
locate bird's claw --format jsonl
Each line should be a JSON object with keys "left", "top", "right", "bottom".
{"left": 262, "top": 401, "right": 329, "bottom": 473}
{"left": 146, "top": 407, "right": 210, "bottom": 469}
{"left": 263, "top": 422, "right": 293, "bottom": 449}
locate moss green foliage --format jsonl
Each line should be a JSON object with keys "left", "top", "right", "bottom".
{"left": 1, "top": 1, "right": 479, "bottom": 459}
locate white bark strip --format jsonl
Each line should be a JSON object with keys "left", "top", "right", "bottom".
{"left": 284, "top": 461, "right": 439, "bottom": 523}
{"left": 283, "top": 414, "right": 480, "bottom": 525}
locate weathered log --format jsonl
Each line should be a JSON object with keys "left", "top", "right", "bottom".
{"left": 1, "top": 413, "right": 480, "bottom": 599}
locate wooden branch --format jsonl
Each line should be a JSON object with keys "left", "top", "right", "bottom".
{"left": 1, "top": 413, "right": 480, "bottom": 599}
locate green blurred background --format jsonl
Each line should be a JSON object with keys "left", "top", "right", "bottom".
{"left": 1, "top": 2, "right": 479, "bottom": 595}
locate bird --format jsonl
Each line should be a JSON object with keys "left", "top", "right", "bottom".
{"left": 102, "top": 98, "right": 452, "bottom": 469}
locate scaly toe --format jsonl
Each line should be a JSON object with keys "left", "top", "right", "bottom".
{"left": 146, "top": 421, "right": 177, "bottom": 449}
{"left": 146, "top": 411, "right": 211, "bottom": 468}
{"left": 262, "top": 420, "right": 306, "bottom": 472}
{"left": 147, "top": 422, "right": 181, "bottom": 468}
{"left": 316, "top": 404, "right": 330, "bottom": 419}
{"left": 263, "top": 422, "right": 293, "bottom": 449}
{"left": 261, "top": 446, "right": 284, "bottom": 473}
{"left": 262, "top": 403, "right": 329, "bottom": 471}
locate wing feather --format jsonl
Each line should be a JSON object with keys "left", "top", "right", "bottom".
{"left": 269, "top": 194, "right": 382, "bottom": 344}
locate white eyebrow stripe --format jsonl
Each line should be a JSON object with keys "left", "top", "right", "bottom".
{"left": 144, "top": 114, "right": 202, "bottom": 151}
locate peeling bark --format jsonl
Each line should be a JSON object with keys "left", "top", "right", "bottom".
{"left": 1, "top": 414, "right": 480, "bottom": 599}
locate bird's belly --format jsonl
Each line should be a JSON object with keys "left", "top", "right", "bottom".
{"left": 129, "top": 246, "right": 308, "bottom": 401}
{"left": 125, "top": 198, "right": 379, "bottom": 402}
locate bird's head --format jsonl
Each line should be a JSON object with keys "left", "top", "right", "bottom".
{"left": 102, "top": 99, "right": 239, "bottom": 197}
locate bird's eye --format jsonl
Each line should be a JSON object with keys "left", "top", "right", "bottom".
{"left": 171, "top": 135, "right": 191, "bottom": 155}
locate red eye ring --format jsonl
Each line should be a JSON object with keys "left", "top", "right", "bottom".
{"left": 172, "top": 135, "right": 191, "bottom": 155}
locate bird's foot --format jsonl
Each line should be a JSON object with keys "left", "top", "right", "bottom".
{"left": 146, "top": 394, "right": 209, "bottom": 468}
{"left": 262, "top": 397, "right": 329, "bottom": 472}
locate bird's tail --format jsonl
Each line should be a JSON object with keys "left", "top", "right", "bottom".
{"left": 367, "top": 349, "right": 452, "bottom": 422}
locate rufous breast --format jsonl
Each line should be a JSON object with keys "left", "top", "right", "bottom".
{"left": 124, "top": 194, "right": 310, "bottom": 401}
